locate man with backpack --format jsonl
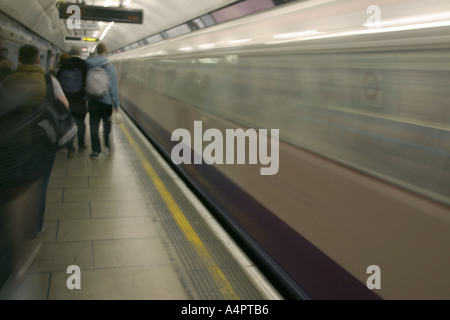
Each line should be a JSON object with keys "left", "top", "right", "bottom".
{"left": 85, "top": 42, "right": 120, "bottom": 159}
{"left": 1, "top": 44, "right": 69, "bottom": 223}
{"left": 57, "top": 46, "right": 88, "bottom": 158}
{"left": 1, "top": 45, "right": 69, "bottom": 286}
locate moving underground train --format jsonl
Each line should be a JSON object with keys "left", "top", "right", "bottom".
{"left": 111, "top": 0, "right": 450, "bottom": 299}
{"left": 1, "top": 0, "right": 449, "bottom": 299}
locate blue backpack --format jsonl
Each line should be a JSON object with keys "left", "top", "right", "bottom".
{"left": 58, "top": 67, "right": 84, "bottom": 93}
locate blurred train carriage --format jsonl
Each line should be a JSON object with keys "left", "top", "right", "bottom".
{"left": 112, "top": 0, "right": 450, "bottom": 299}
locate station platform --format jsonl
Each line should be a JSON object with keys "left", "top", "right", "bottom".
{"left": 0, "top": 110, "right": 282, "bottom": 300}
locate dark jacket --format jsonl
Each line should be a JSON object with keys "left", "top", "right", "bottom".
{"left": 0, "top": 67, "right": 12, "bottom": 83}
{"left": 57, "top": 56, "right": 87, "bottom": 115}
{"left": 0, "top": 58, "right": 13, "bottom": 83}
{"left": 0, "top": 65, "right": 53, "bottom": 200}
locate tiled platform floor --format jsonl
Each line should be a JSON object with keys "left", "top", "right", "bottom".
{"left": 1, "top": 119, "right": 190, "bottom": 300}
{"left": 1, "top": 112, "right": 282, "bottom": 301}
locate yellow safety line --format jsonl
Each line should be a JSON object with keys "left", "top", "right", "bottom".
{"left": 119, "top": 123, "right": 240, "bottom": 300}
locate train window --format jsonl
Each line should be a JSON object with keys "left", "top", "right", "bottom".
{"left": 192, "top": 18, "right": 206, "bottom": 29}
{"left": 144, "top": 34, "right": 164, "bottom": 45}
{"left": 162, "top": 24, "right": 192, "bottom": 39}
{"left": 199, "top": 14, "right": 216, "bottom": 27}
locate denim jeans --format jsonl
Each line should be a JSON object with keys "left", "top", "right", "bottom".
{"left": 66, "top": 113, "right": 87, "bottom": 151}
{"left": 88, "top": 100, "right": 113, "bottom": 153}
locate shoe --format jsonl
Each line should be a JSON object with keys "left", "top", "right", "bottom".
{"left": 79, "top": 145, "right": 87, "bottom": 151}
{"left": 67, "top": 150, "right": 75, "bottom": 158}
{"left": 89, "top": 152, "right": 100, "bottom": 159}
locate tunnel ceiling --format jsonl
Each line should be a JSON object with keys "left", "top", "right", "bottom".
{"left": 0, "top": 0, "right": 239, "bottom": 52}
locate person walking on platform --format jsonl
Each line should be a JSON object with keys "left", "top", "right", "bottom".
{"left": 1, "top": 44, "right": 69, "bottom": 232}
{"left": 0, "top": 45, "right": 69, "bottom": 287}
{"left": 57, "top": 46, "right": 88, "bottom": 158}
{"left": 85, "top": 42, "right": 120, "bottom": 159}
{"left": 48, "top": 52, "right": 69, "bottom": 77}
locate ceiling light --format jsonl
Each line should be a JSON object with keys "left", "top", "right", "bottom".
{"left": 99, "top": 21, "right": 114, "bottom": 40}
